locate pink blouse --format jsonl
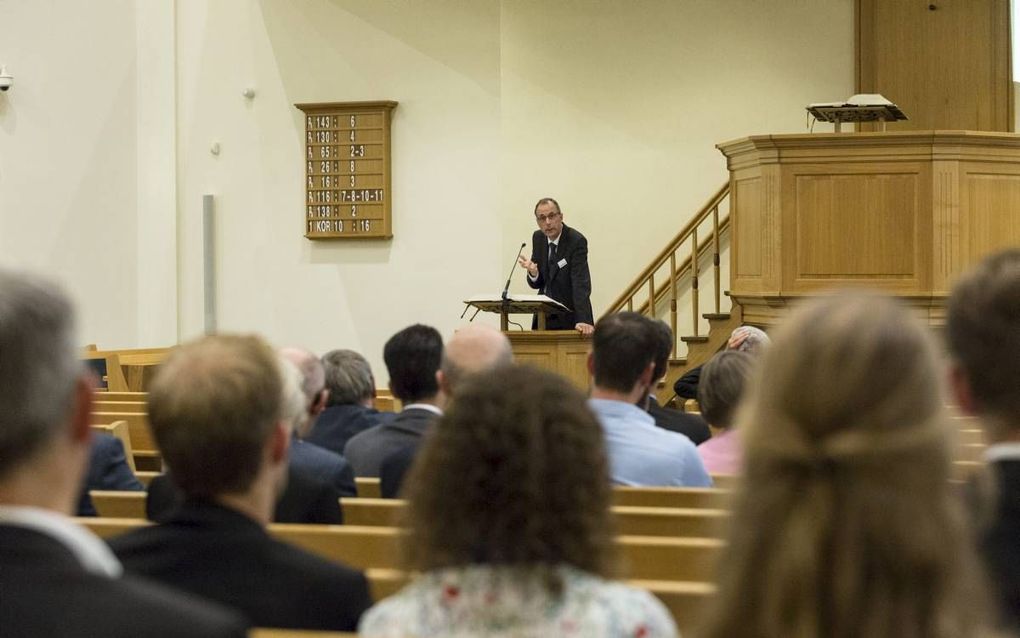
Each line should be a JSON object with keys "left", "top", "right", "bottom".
{"left": 697, "top": 429, "right": 742, "bottom": 475}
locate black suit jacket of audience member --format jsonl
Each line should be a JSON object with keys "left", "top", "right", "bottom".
{"left": 305, "top": 403, "right": 391, "bottom": 456}
{"left": 290, "top": 436, "right": 357, "bottom": 497}
{"left": 146, "top": 467, "right": 343, "bottom": 525}
{"left": 672, "top": 365, "right": 702, "bottom": 401}
{"left": 343, "top": 407, "right": 437, "bottom": 477}
{"left": 647, "top": 399, "right": 712, "bottom": 446}
{"left": 379, "top": 443, "right": 419, "bottom": 499}
{"left": 77, "top": 433, "right": 146, "bottom": 516}
{"left": 0, "top": 524, "right": 248, "bottom": 637}
{"left": 526, "top": 224, "right": 595, "bottom": 329}
{"left": 110, "top": 500, "right": 372, "bottom": 632}
{"left": 980, "top": 459, "right": 1020, "bottom": 628}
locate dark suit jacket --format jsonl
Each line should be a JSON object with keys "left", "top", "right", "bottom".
{"left": 290, "top": 437, "right": 357, "bottom": 497}
{"left": 526, "top": 224, "right": 594, "bottom": 329}
{"left": 647, "top": 400, "right": 712, "bottom": 445}
{"left": 981, "top": 459, "right": 1020, "bottom": 628}
{"left": 672, "top": 365, "right": 702, "bottom": 401}
{"left": 306, "top": 403, "right": 389, "bottom": 456}
{"left": 110, "top": 501, "right": 372, "bottom": 631}
{"left": 77, "top": 433, "right": 145, "bottom": 516}
{"left": 379, "top": 443, "right": 419, "bottom": 499}
{"left": 343, "top": 407, "right": 438, "bottom": 477}
{"left": 146, "top": 466, "right": 343, "bottom": 525}
{"left": 0, "top": 524, "right": 247, "bottom": 637}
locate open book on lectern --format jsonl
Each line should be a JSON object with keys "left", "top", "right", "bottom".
{"left": 464, "top": 293, "right": 568, "bottom": 311}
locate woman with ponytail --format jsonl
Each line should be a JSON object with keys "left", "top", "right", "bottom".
{"left": 701, "top": 293, "right": 993, "bottom": 638}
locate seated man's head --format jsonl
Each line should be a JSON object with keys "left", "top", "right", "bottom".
{"left": 148, "top": 335, "right": 289, "bottom": 508}
{"left": 947, "top": 248, "right": 1020, "bottom": 440}
{"left": 437, "top": 324, "right": 513, "bottom": 398}
{"left": 279, "top": 347, "right": 328, "bottom": 429}
{"left": 383, "top": 324, "right": 444, "bottom": 405}
{"left": 0, "top": 269, "right": 92, "bottom": 513}
{"left": 698, "top": 350, "right": 754, "bottom": 432}
{"left": 321, "top": 349, "right": 375, "bottom": 408}
{"left": 726, "top": 325, "right": 770, "bottom": 354}
{"left": 589, "top": 312, "right": 660, "bottom": 401}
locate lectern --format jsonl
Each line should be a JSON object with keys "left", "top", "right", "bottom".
{"left": 462, "top": 294, "right": 567, "bottom": 331}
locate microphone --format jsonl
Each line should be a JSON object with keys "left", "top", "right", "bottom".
{"left": 502, "top": 242, "right": 527, "bottom": 301}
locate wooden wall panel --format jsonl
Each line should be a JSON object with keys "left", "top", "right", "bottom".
{"left": 733, "top": 178, "right": 763, "bottom": 279}
{"left": 964, "top": 172, "right": 1020, "bottom": 263}
{"left": 793, "top": 173, "right": 917, "bottom": 278}
{"left": 857, "top": 0, "right": 1012, "bottom": 132}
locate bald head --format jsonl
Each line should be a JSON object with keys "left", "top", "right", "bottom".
{"left": 439, "top": 325, "right": 513, "bottom": 396}
{"left": 279, "top": 347, "right": 328, "bottom": 426}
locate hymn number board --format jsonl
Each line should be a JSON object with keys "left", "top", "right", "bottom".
{"left": 296, "top": 101, "right": 397, "bottom": 240}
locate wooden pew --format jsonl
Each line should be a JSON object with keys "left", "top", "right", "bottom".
{"left": 92, "top": 400, "right": 147, "bottom": 414}
{"left": 355, "top": 477, "right": 381, "bottom": 498}
{"left": 250, "top": 631, "right": 356, "bottom": 638}
{"left": 89, "top": 412, "right": 160, "bottom": 470}
{"left": 613, "top": 486, "right": 732, "bottom": 509}
{"left": 79, "top": 519, "right": 723, "bottom": 582}
{"left": 709, "top": 474, "right": 738, "bottom": 489}
{"left": 95, "top": 391, "right": 148, "bottom": 402}
{"left": 339, "top": 498, "right": 730, "bottom": 538}
{"left": 135, "top": 471, "right": 159, "bottom": 487}
{"left": 90, "top": 491, "right": 146, "bottom": 519}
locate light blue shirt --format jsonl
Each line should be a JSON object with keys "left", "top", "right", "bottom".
{"left": 588, "top": 398, "right": 713, "bottom": 488}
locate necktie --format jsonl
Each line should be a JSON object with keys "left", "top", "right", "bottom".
{"left": 548, "top": 242, "right": 556, "bottom": 274}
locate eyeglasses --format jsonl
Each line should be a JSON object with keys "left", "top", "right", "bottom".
{"left": 535, "top": 212, "right": 561, "bottom": 223}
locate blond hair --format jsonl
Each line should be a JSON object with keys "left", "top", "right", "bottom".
{"left": 702, "top": 293, "right": 990, "bottom": 638}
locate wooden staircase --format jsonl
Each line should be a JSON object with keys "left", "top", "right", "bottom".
{"left": 603, "top": 183, "right": 740, "bottom": 404}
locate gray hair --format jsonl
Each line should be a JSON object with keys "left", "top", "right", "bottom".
{"left": 277, "top": 356, "right": 309, "bottom": 435}
{"left": 322, "top": 349, "right": 374, "bottom": 405}
{"left": 729, "top": 325, "right": 771, "bottom": 354}
{"left": 279, "top": 347, "right": 325, "bottom": 407}
{"left": 0, "top": 269, "right": 81, "bottom": 478}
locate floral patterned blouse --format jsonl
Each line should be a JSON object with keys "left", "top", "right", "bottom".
{"left": 359, "top": 564, "right": 679, "bottom": 637}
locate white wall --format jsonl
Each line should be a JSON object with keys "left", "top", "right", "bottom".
{"left": 1, "top": 0, "right": 854, "bottom": 380}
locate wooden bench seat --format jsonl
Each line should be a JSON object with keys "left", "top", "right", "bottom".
{"left": 612, "top": 486, "right": 732, "bottom": 509}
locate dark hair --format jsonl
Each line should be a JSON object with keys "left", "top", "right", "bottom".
{"left": 534, "top": 197, "right": 561, "bottom": 215}
{"left": 591, "top": 312, "right": 659, "bottom": 393}
{"left": 148, "top": 335, "right": 282, "bottom": 498}
{"left": 383, "top": 324, "right": 443, "bottom": 403}
{"left": 403, "top": 364, "right": 615, "bottom": 585}
{"left": 649, "top": 318, "right": 674, "bottom": 381}
{"left": 698, "top": 350, "right": 754, "bottom": 429}
{"left": 946, "top": 248, "right": 1020, "bottom": 434}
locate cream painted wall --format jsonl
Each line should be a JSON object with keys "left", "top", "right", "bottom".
{"left": 175, "top": 1, "right": 502, "bottom": 378}
{"left": 500, "top": 0, "right": 855, "bottom": 334}
{"left": 2, "top": 1, "right": 853, "bottom": 380}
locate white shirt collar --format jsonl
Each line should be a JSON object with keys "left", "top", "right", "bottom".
{"left": 984, "top": 442, "right": 1020, "bottom": 463}
{"left": 0, "top": 505, "right": 122, "bottom": 578}
{"left": 547, "top": 234, "right": 561, "bottom": 247}
{"left": 402, "top": 403, "right": 443, "bottom": 416}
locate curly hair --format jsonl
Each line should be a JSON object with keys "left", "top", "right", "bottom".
{"left": 402, "top": 364, "right": 616, "bottom": 588}
{"left": 701, "top": 293, "right": 991, "bottom": 638}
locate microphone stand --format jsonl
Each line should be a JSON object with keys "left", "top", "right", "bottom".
{"left": 499, "top": 243, "right": 527, "bottom": 329}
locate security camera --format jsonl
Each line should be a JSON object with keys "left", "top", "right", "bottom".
{"left": 0, "top": 66, "right": 12, "bottom": 92}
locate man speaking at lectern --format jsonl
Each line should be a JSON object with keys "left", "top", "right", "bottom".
{"left": 518, "top": 197, "right": 595, "bottom": 335}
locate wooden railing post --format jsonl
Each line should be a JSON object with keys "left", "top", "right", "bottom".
{"left": 647, "top": 274, "right": 655, "bottom": 317}
{"left": 691, "top": 228, "right": 700, "bottom": 337}
{"left": 712, "top": 206, "right": 721, "bottom": 315}
{"left": 669, "top": 253, "right": 678, "bottom": 357}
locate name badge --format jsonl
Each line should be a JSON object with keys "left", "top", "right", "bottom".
{"left": 557, "top": 258, "right": 568, "bottom": 268}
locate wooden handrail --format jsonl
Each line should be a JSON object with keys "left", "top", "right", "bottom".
{"left": 636, "top": 218, "right": 729, "bottom": 317}
{"left": 604, "top": 183, "right": 730, "bottom": 316}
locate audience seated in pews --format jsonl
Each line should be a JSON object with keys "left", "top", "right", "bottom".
{"left": 280, "top": 347, "right": 357, "bottom": 497}
{"left": 701, "top": 293, "right": 993, "bottom": 638}
{"left": 359, "top": 364, "right": 678, "bottom": 637}
{"left": 695, "top": 350, "right": 754, "bottom": 475}
{"left": 588, "top": 312, "right": 712, "bottom": 487}
{"left": 109, "top": 335, "right": 372, "bottom": 631}
{"left": 307, "top": 348, "right": 393, "bottom": 455}
{"left": 378, "top": 324, "right": 513, "bottom": 498}
{"left": 946, "top": 248, "right": 1020, "bottom": 629}
{"left": 0, "top": 268, "right": 247, "bottom": 637}
{"left": 672, "top": 325, "right": 769, "bottom": 402}
{"left": 76, "top": 432, "right": 145, "bottom": 516}
{"left": 146, "top": 356, "right": 346, "bottom": 524}
{"left": 344, "top": 324, "right": 445, "bottom": 477}
{"left": 645, "top": 319, "right": 712, "bottom": 444}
